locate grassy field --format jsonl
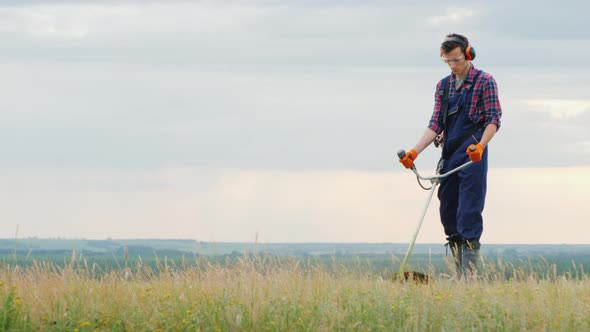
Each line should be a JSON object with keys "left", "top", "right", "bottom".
{"left": 2, "top": 254, "right": 590, "bottom": 331}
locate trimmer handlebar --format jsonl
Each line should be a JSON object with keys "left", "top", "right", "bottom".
{"left": 397, "top": 146, "right": 476, "bottom": 184}
{"left": 397, "top": 146, "right": 474, "bottom": 160}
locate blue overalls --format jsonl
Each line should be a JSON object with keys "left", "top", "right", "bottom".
{"left": 438, "top": 71, "right": 487, "bottom": 243}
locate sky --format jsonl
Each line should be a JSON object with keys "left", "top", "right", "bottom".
{"left": 1, "top": 0, "right": 589, "bottom": 244}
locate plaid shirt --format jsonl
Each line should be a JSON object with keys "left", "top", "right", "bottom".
{"left": 428, "top": 63, "right": 502, "bottom": 134}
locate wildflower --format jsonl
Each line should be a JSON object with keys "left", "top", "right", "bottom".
{"left": 79, "top": 321, "right": 91, "bottom": 327}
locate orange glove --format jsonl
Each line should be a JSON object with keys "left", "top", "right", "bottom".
{"left": 466, "top": 143, "right": 484, "bottom": 162}
{"left": 399, "top": 149, "right": 418, "bottom": 169}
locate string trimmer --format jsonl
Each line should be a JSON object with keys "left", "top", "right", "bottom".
{"left": 395, "top": 147, "right": 475, "bottom": 281}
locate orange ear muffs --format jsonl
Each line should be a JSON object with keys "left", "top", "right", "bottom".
{"left": 444, "top": 36, "right": 476, "bottom": 61}
{"left": 465, "top": 45, "right": 476, "bottom": 61}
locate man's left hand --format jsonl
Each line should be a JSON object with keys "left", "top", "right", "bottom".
{"left": 466, "top": 143, "right": 484, "bottom": 162}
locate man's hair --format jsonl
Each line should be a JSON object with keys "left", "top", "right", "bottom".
{"left": 441, "top": 33, "right": 469, "bottom": 54}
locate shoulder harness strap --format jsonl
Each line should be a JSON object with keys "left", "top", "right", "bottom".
{"left": 440, "top": 75, "right": 451, "bottom": 130}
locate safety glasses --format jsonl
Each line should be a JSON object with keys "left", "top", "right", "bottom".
{"left": 441, "top": 54, "right": 465, "bottom": 65}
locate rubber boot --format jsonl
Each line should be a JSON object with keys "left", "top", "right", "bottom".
{"left": 462, "top": 240, "right": 481, "bottom": 279}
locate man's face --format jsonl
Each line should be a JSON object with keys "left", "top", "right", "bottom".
{"left": 441, "top": 46, "right": 469, "bottom": 75}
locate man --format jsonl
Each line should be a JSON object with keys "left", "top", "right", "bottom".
{"left": 399, "top": 34, "right": 502, "bottom": 276}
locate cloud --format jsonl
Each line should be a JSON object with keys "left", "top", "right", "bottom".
{"left": 524, "top": 99, "right": 590, "bottom": 120}
{"left": 426, "top": 7, "right": 476, "bottom": 26}
{"left": 0, "top": 1, "right": 446, "bottom": 66}
{"left": 1, "top": 61, "right": 589, "bottom": 171}
{"left": 475, "top": 0, "right": 590, "bottom": 40}
{"left": 577, "top": 141, "right": 590, "bottom": 155}
{"left": 0, "top": 1, "right": 588, "bottom": 173}
{"left": 0, "top": 61, "right": 439, "bottom": 171}
{"left": 0, "top": 1, "right": 589, "bottom": 67}
{"left": 0, "top": 4, "right": 139, "bottom": 40}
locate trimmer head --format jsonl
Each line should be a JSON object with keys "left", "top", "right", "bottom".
{"left": 392, "top": 271, "right": 430, "bottom": 284}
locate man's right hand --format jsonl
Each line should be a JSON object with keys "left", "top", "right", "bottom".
{"left": 399, "top": 149, "right": 418, "bottom": 169}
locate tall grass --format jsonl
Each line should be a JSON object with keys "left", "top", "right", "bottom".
{"left": 1, "top": 254, "right": 589, "bottom": 331}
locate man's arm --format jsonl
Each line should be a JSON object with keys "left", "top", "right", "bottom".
{"left": 479, "top": 124, "right": 497, "bottom": 148}
{"left": 466, "top": 121, "right": 498, "bottom": 162}
{"left": 399, "top": 128, "right": 438, "bottom": 169}
{"left": 481, "top": 76, "right": 502, "bottom": 143}
{"left": 412, "top": 128, "right": 438, "bottom": 154}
